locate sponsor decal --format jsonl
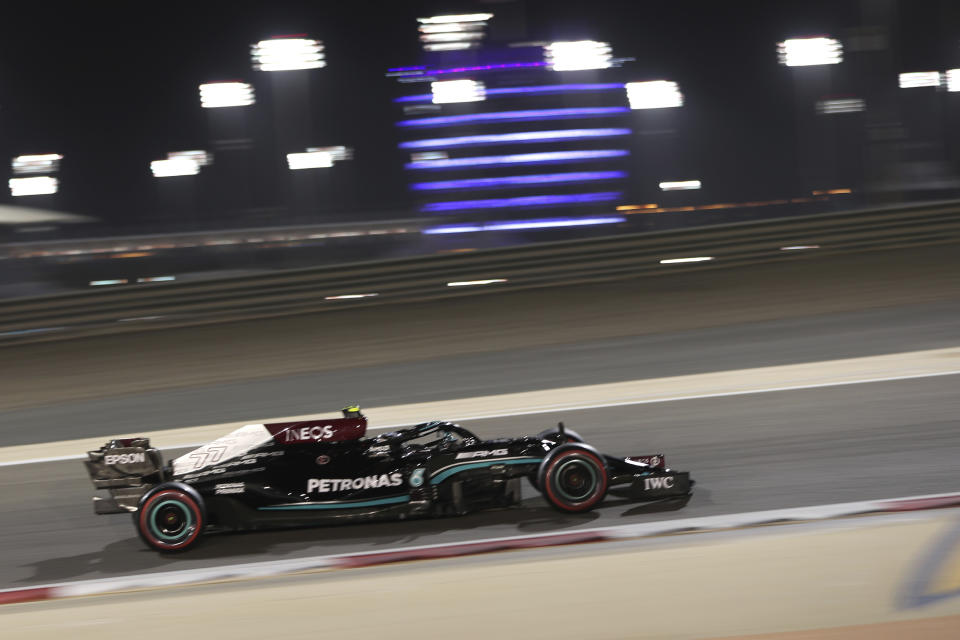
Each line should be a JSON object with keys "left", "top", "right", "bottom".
{"left": 409, "top": 468, "right": 425, "bottom": 488}
{"left": 181, "top": 450, "right": 282, "bottom": 477}
{"left": 366, "top": 445, "right": 391, "bottom": 457}
{"left": 315, "top": 455, "right": 331, "bottom": 465}
{"left": 182, "top": 467, "right": 265, "bottom": 482}
{"left": 186, "top": 445, "right": 228, "bottom": 469}
{"left": 104, "top": 452, "right": 146, "bottom": 465}
{"left": 267, "top": 418, "right": 367, "bottom": 445}
{"left": 214, "top": 482, "right": 245, "bottom": 495}
{"left": 627, "top": 455, "right": 665, "bottom": 468}
{"left": 285, "top": 425, "right": 336, "bottom": 443}
{"left": 307, "top": 473, "right": 403, "bottom": 493}
{"left": 456, "top": 448, "right": 508, "bottom": 460}
{"left": 643, "top": 476, "right": 675, "bottom": 490}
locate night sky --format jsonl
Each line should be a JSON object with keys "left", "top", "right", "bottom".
{"left": 1, "top": 0, "right": 957, "bottom": 228}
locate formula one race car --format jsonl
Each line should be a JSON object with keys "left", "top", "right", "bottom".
{"left": 84, "top": 407, "right": 693, "bottom": 551}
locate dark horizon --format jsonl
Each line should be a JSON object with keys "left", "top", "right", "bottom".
{"left": 1, "top": 0, "right": 958, "bottom": 228}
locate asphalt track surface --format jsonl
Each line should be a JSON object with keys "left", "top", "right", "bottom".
{"left": 3, "top": 243, "right": 959, "bottom": 418}
{"left": 1, "top": 299, "right": 960, "bottom": 447}
{"left": 0, "top": 243, "right": 958, "bottom": 591}
{"left": 0, "top": 373, "right": 958, "bottom": 590}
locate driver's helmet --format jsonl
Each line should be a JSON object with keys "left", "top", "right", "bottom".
{"left": 342, "top": 405, "right": 362, "bottom": 419}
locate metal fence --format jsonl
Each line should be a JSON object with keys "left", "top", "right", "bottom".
{"left": 2, "top": 201, "right": 959, "bottom": 346}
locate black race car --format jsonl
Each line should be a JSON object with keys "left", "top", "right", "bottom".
{"left": 84, "top": 407, "right": 693, "bottom": 552}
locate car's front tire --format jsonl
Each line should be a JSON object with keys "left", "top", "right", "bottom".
{"left": 537, "top": 444, "right": 608, "bottom": 512}
{"left": 530, "top": 429, "right": 587, "bottom": 491}
{"left": 135, "top": 483, "right": 205, "bottom": 552}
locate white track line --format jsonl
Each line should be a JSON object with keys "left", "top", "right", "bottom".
{"left": 1, "top": 490, "right": 958, "bottom": 602}
{"left": 434, "top": 369, "right": 960, "bottom": 420}
{"left": 2, "top": 368, "right": 958, "bottom": 468}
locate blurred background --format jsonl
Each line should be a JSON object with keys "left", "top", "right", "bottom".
{"left": 2, "top": 0, "right": 959, "bottom": 295}
{"left": 2, "top": 3, "right": 960, "bottom": 636}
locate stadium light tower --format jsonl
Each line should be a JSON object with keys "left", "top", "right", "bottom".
{"left": 251, "top": 35, "right": 328, "bottom": 221}
{"left": 777, "top": 37, "right": 843, "bottom": 66}
{"left": 251, "top": 37, "right": 325, "bottom": 71}
{"left": 779, "top": 36, "right": 842, "bottom": 198}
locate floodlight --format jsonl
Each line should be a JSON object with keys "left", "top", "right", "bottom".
{"left": 899, "top": 72, "right": 941, "bottom": 88}
{"left": 816, "top": 98, "right": 865, "bottom": 114}
{"left": 422, "top": 192, "right": 622, "bottom": 212}
{"left": 151, "top": 158, "right": 200, "bottom": 178}
{"left": 90, "top": 279, "right": 127, "bottom": 286}
{"left": 947, "top": 69, "right": 960, "bottom": 92}
{"left": 625, "top": 81, "right": 683, "bottom": 109}
{"left": 411, "top": 171, "right": 626, "bottom": 191}
{"left": 325, "top": 293, "right": 378, "bottom": 300}
{"left": 410, "top": 152, "right": 448, "bottom": 162}
{"left": 417, "top": 13, "right": 492, "bottom": 25}
{"left": 423, "top": 215, "right": 625, "bottom": 234}
{"left": 12, "top": 154, "right": 62, "bottom": 175}
{"left": 396, "top": 83, "right": 625, "bottom": 103}
{"left": 544, "top": 41, "right": 612, "bottom": 71}
{"left": 419, "top": 23, "right": 486, "bottom": 34}
{"left": 399, "top": 128, "right": 632, "bottom": 150}
{"left": 287, "top": 151, "right": 334, "bottom": 169}
{"left": 389, "top": 62, "right": 549, "bottom": 78}
{"left": 406, "top": 149, "right": 629, "bottom": 170}
{"left": 306, "top": 146, "right": 352, "bottom": 161}
{"left": 252, "top": 37, "right": 325, "bottom": 71}
{"left": 424, "top": 43, "right": 479, "bottom": 52}
{"left": 659, "top": 180, "right": 701, "bottom": 191}
{"left": 777, "top": 37, "right": 842, "bottom": 66}
{"left": 659, "top": 256, "right": 714, "bottom": 264}
{"left": 168, "top": 150, "right": 212, "bottom": 166}
{"left": 10, "top": 176, "right": 58, "bottom": 196}
{"left": 431, "top": 79, "right": 485, "bottom": 104}
{"left": 417, "top": 14, "right": 490, "bottom": 51}
{"left": 199, "top": 82, "right": 255, "bottom": 108}
{"left": 447, "top": 279, "right": 507, "bottom": 287}
{"left": 420, "top": 32, "right": 485, "bottom": 44}
{"left": 397, "top": 106, "right": 629, "bottom": 128}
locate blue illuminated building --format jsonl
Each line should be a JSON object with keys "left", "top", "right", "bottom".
{"left": 390, "top": 16, "right": 636, "bottom": 228}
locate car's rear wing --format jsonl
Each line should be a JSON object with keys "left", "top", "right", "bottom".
{"left": 84, "top": 438, "right": 167, "bottom": 514}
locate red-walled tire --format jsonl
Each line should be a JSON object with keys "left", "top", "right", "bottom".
{"left": 529, "top": 429, "right": 586, "bottom": 491}
{"left": 537, "top": 445, "right": 608, "bottom": 513}
{"left": 135, "top": 483, "right": 205, "bottom": 552}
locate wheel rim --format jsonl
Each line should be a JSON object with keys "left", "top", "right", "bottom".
{"left": 148, "top": 499, "right": 194, "bottom": 542}
{"left": 553, "top": 458, "right": 598, "bottom": 501}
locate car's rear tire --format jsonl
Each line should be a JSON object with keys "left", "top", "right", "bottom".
{"left": 135, "top": 483, "right": 205, "bottom": 552}
{"left": 537, "top": 445, "right": 608, "bottom": 512}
